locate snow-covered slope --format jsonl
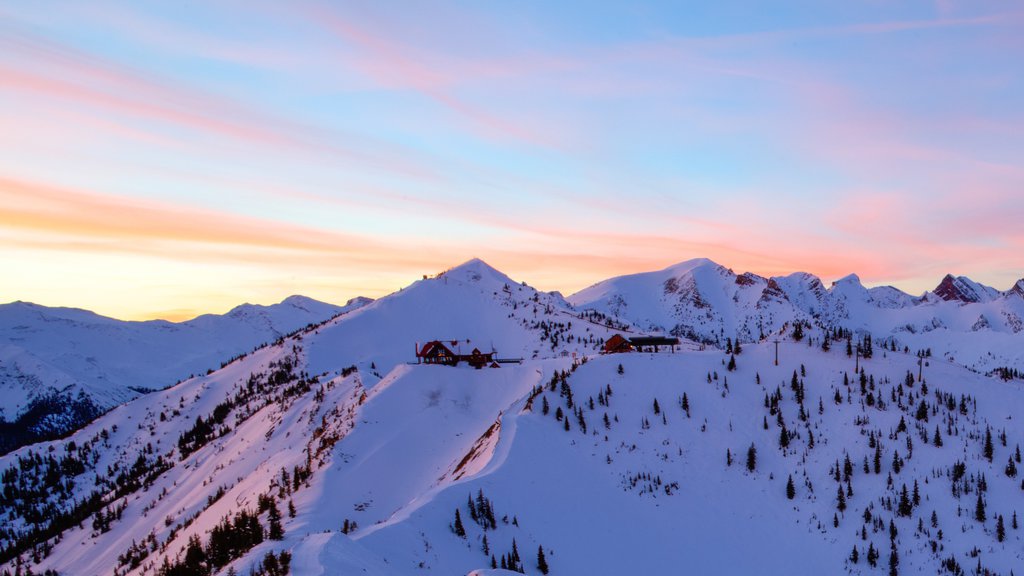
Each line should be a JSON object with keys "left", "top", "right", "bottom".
{"left": 0, "top": 295, "right": 368, "bottom": 453}
{"left": 3, "top": 297, "right": 1023, "bottom": 575}
{"left": 569, "top": 259, "right": 1024, "bottom": 374}
{"left": 2, "top": 259, "right": 1023, "bottom": 576}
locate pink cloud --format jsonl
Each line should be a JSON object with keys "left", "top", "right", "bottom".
{"left": 0, "top": 29, "right": 443, "bottom": 182}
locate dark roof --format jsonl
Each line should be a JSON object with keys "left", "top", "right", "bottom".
{"left": 628, "top": 336, "right": 679, "bottom": 346}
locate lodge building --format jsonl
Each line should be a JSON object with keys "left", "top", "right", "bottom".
{"left": 603, "top": 334, "right": 680, "bottom": 354}
{"left": 415, "top": 340, "right": 497, "bottom": 368}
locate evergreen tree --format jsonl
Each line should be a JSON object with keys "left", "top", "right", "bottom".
{"left": 267, "top": 500, "right": 284, "bottom": 540}
{"left": 866, "top": 542, "right": 878, "bottom": 567}
{"left": 837, "top": 485, "right": 847, "bottom": 512}
{"left": 897, "top": 484, "right": 911, "bottom": 517}
{"left": 975, "top": 491, "right": 986, "bottom": 523}
{"left": 888, "top": 545, "right": 899, "bottom": 576}
{"left": 653, "top": 398, "right": 661, "bottom": 415}
{"left": 681, "top": 393, "right": 690, "bottom": 418}
{"left": 452, "top": 508, "right": 466, "bottom": 538}
{"left": 997, "top": 515, "right": 1005, "bottom": 542}
{"left": 727, "top": 354, "right": 737, "bottom": 371}
{"left": 786, "top": 475, "right": 796, "bottom": 500}
{"left": 537, "top": 545, "right": 549, "bottom": 575}
{"left": 984, "top": 427, "right": 994, "bottom": 462}
{"left": 746, "top": 443, "right": 757, "bottom": 472}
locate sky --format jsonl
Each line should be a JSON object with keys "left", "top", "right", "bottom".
{"left": 1, "top": 1, "right": 1022, "bottom": 321}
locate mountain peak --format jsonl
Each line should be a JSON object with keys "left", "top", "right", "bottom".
{"left": 441, "top": 258, "right": 514, "bottom": 285}
{"left": 832, "top": 273, "right": 862, "bottom": 286}
{"left": 281, "top": 294, "right": 320, "bottom": 307}
{"left": 1008, "top": 279, "right": 1024, "bottom": 298}
{"left": 662, "top": 257, "right": 727, "bottom": 275}
{"left": 933, "top": 274, "right": 997, "bottom": 303}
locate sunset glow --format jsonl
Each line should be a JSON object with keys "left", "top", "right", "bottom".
{"left": 2, "top": 1, "right": 1022, "bottom": 320}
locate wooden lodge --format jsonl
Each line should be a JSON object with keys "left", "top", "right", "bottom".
{"left": 603, "top": 334, "right": 680, "bottom": 354}
{"left": 416, "top": 340, "right": 497, "bottom": 369}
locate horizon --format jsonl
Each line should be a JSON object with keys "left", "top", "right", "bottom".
{"left": 4, "top": 255, "right": 1022, "bottom": 323}
{"left": 2, "top": 2, "right": 1022, "bottom": 320}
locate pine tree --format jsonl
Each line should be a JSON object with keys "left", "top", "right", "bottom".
{"left": 681, "top": 393, "right": 690, "bottom": 418}
{"left": 653, "top": 398, "right": 661, "bottom": 414}
{"left": 537, "top": 545, "right": 549, "bottom": 574}
{"left": 897, "top": 484, "right": 911, "bottom": 517}
{"left": 984, "top": 427, "right": 994, "bottom": 462}
{"left": 727, "top": 354, "right": 737, "bottom": 371}
{"left": 452, "top": 508, "right": 466, "bottom": 537}
{"left": 786, "top": 475, "right": 796, "bottom": 500}
{"left": 975, "top": 490, "right": 986, "bottom": 523}
{"left": 267, "top": 499, "right": 285, "bottom": 540}
{"left": 837, "top": 485, "right": 847, "bottom": 512}
{"left": 888, "top": 544, "right": 899, "bottom": 576}
{"left": 746, "top": 443, "right": 757, "bottom": 472}
{"left": 997, "top": 515, "right": 1005, "bottom": 542}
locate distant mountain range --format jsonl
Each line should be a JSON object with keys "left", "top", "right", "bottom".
{"left": 569, "top": 258, "right": 1024, "bottom": 373}
{"left": 3, "top": 258, "right": 1022, "bottom": 455}
{"left": 0, "top": 295, "right": 370, "bottom": 453}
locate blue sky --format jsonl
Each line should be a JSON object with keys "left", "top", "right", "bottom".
{"left": 1, "top": 1, "right": 1022, "bottom": 319}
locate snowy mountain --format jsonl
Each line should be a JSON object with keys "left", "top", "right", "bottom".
{"left": 0, "top": 295, "right": 369, "bottom": 454}
{"left": 1, "top": 258, "right": 1023, "bottom": 576}
{"left": 569, "top": 258, "right": 1024, "bottom": 375}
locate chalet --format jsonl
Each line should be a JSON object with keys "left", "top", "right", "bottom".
{"left": 603, "top": 334, "right": 633, "bottom": 354}
{"left": 416, "top": 340, "right": 496, "bottom": 369}
{"left": 603, "top": 334, "right": 680, "bottom": 354}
